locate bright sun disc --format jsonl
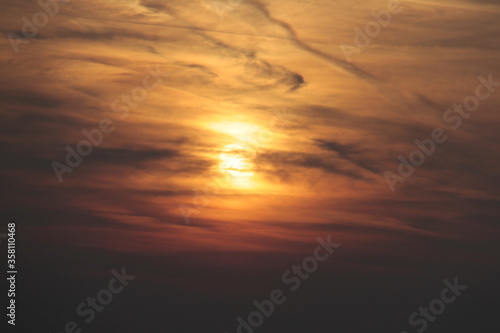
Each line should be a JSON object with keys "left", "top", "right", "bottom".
{"left": 218, "top": 143, "right": 255, "bottom": 187}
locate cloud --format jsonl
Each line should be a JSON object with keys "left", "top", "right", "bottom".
{"left": 244, "top": 57, "right": 306, "bottom": 91}
{"left": 314, "top": 139, "right": 380, "bottom": 173}
{"left": 256, "top": 150, "right": 369, "bottom": 181}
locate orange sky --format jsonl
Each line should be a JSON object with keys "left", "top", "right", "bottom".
{"left": 1, "top": 1, "right": 500, "bottom": 332}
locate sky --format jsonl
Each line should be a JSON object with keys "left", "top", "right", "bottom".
{"left": 1, "top": 0, "right": 500, "bottom": 332}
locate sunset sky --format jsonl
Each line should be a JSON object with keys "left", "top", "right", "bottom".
{"left": 1, "top": 0, "right": 500, "bottom": 332}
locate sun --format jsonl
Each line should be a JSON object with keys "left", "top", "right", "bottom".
{"left": 209, "top": 121, "right": 261, "bottom": 142}
{"left": 218, "top": 143, "right": 255, "bottom": 188}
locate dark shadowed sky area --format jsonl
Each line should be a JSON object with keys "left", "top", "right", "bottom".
{"left": 1, "top": 0, "right": 500, "bottom": 332}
